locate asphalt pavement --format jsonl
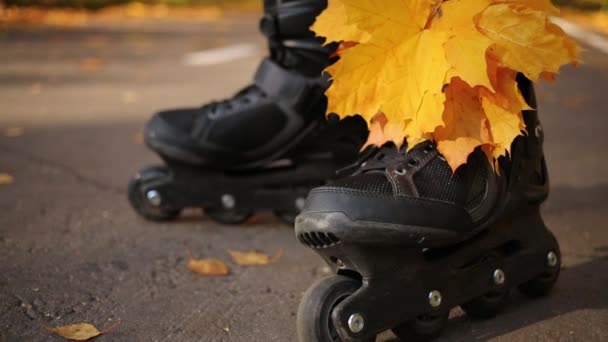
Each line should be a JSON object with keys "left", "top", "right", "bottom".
{"left": 0, "top": 14, "right": 607, "bottom": 342}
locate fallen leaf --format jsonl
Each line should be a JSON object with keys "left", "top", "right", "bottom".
{"left": 122, "top": 90, "right": 138, "bottom": 104}
{"left": 48, "top": 323, "right": 101, "bottom": 341}
{"left": 5, "top": 127, "right": 24, "bottom": 137}
{"left": 30, "top": 83, "right": 42, "bottom": 95}
{"left": 79, "top": 58, "right": 102, "bottom": 72}
{"left": 187, "top": 258, "right": 230, "bottom": 276}
{"left": 133, "top": 131, "right": 144, "bottom": 144}
{"left": 49, "top": 320, "right": 122, "bottom": 341}
{"left": 228, "top": 248, "right": 283, "bottom": 266}
{"left": 0, "top": 173, "right": 14, "bottom": 185}
{"left": 185, "top": 245, "right": 230, "bottom": 276}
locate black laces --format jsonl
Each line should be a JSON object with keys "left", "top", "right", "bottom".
{"left": 201, "top": 85, "right": 265, "bottom": 119}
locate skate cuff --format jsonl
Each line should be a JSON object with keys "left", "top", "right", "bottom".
{"left": 254, "top": 59, "right": 321, "bottom": 109}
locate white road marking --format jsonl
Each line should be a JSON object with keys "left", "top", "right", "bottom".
{"left": 183, "top": 43, "right": 259, "bottom": 66}
{"left": 551, "top": 16, "right": 608, "bottom": 55}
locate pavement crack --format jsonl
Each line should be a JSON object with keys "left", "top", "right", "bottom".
{"left": 0, "top": 144, "right": 122, "bottom": 195}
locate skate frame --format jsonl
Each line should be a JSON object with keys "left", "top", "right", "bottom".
{"left": 303, "top": 208, "right": 559, "bottom": 341}
{"left": 142, "top": 157, "right": 340, "bottom": 215}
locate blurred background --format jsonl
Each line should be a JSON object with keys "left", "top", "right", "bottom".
{"left": 1, "top": 0, "right": 607, "bottom": 341}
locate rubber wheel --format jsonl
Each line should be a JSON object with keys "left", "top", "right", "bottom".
{"left": 205, "top": 208, "right": 252, "bottom": 225}
{"left": 519, "top": 244, "right": 561, "bottom": 298}
{"left": 297, "top": 275, "right": 375, "bottom": 342}
{"left": 461, "top": 289, "right": 509, "bottom": 319}
{"left": 392, "top": 311, "right": 449, "bottom": 342}
{"left": 128, "top": 166, "right": 181, "bottom": 221}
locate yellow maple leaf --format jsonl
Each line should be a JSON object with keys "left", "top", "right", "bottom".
{"left": 477, "top": 3, "right": 575, "bottom": 81}
{"left": 496, "top": 0, "right": 560, "bottom": 14}
{"left": 185, "top": 245, "right": 230, "bottom": 276}
{"left": 227, "top": 248, "right": 283, "bottom": 266}
{"left": 362, "top": 113, "right": 388, "bottom": 149}
{"left": 49, "top": 320, "right": 121, "bottom": 341}
{"left": 381, "top": 30, "right": 452, "bottom": 144}
{"left": 325, "top": 43, "right": 387, "bottom": 119}
{"left": 435, "top": 70, "right": 528, "bottom": 170}
{"left": 187, "top": 258, "right": 230, "bottom": 276}
{"left": 435, "top": 78, "right": 492, "bottom": 170}
{"left": 49, "top": 323, "right": 101, "bottom": 341}
{"left": 311, "top": 0, "right": 369, "bottom": 44}
{"left": 313, "top": 0, "right": 579, "bottom": 171}
{"left": 0, "top": 173, "right": 14, "bottom": 185}
{"left": 5, "top": 127, "right": 25, "bottom": 137}
{"left": 338, "top": 0, "right": 427, "bottom": 47}
{"left": 434, "top": 0, "right": 494, "bottom": 90}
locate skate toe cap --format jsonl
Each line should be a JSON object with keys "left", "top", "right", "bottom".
{"left": 301, "top": 186, "right": 473, "bottom": 234}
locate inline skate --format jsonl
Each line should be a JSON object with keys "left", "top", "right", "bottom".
{"left": 128, "top": 0, "right": 369, "bottom": 224}
{"left": 295, "top": 76, "right": 561, "bottom": 341}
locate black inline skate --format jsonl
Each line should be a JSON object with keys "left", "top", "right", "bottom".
{"left": 128, "top": 0, "right": 368, "bottom": 224}
{"left": 295, "top": 76, "right": 561, "bottom": 341}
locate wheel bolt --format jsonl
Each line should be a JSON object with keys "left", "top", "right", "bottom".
{"left": 348, "top": 313, "right": 365, "bottom": 333}
{"left": 146, "top": 190, "right": 162, "bottom": 206}
{"left": 428, "top": 290, "right": 442, "bottom": 308}
{"left": 493, "top": 269, "right": 505, "bottom": 286}
{"left": 221, "top": 194, "right": 235, "bottom": 209}
{"left": 295, "top": 197, "right": 307, "bottom": 211}
{"left": 535, "top": 125, "right": 543, "bottom": 139}
{"left": 547, "top": 251, "right": 558, "bottom": 267}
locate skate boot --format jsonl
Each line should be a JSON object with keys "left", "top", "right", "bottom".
{"left": 295, "top": 76, "right": 561, "bottom": 342}
{"left": 128, "top": 0, "right": 369, "bottom": 223}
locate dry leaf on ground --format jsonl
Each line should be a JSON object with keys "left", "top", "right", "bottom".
{"left": 187, "top": 258, "right": 230, "bottom": 276}
{"left": 30, "top": 83, "right": 42, "bottom": 95}
{"left": 185, "top": 245, "right": 230, "bottom": 276}
{"left": 5, "top": 127, "right": 24, "bottom": 137}
{"left": 49, "top": 320, "right": 121, "bottom": 341}
{"left": 79, "top": 58, "right": 102, "bottom": 72}
{"left": 228, "top": 248, "right": 284, "bottom": 266}
{"left": 122, "top": 90, "right": 138, "bottom": 104}
{"left": 133, "top": 131, "right": 144, "bottom": 144}
{"left": 49, "top": 323, "right": 100, "bottom": 341}
{"left": 0, "top": 173, "right": 14, "bottom": 185}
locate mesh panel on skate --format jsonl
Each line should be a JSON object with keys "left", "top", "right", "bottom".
{"left": 329, "top": 173, "right": 393, "bottom": 195}
{"left": 465, "top": 156, "right": 489, "bottom": 211}
{"left": 414, "top": 158, "right": 464, "bottom": 203}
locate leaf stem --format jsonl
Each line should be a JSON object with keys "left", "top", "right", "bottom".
{"left": 269, "top": 248, "right": 285, "bottom": 264}
{"left": 184, "top": 242, "right": 194, "bottom": 260}
{"left": 100, "top": 320, "right": 123, "bottom": 334}
{"left": 424, "top": 0, "right": 448, "bottom": 30}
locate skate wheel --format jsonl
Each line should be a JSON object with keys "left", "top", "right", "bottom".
{"left": 392, "top": 311, "right": 449, "bottom": 342}
{"left": 205, "top": 208, "right": 252, "bottom": 225}
{"left": 297, "top": 275, "right": 376, "bottom": 342}
{"left": 128, "top": 166, "right": 181, "bottom": 222}
{"left": 519, "top": 243, "right": 561, "bottom": 298}
{"left": 461, "top": 289, "right": 509, "bottom": 319}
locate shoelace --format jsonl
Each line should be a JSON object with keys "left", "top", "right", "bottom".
{"left": 336, "top": 142, "right": 436, "bottom": 177}
{"left": 202, "top": 85, "right": 265, "bottom": 119}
